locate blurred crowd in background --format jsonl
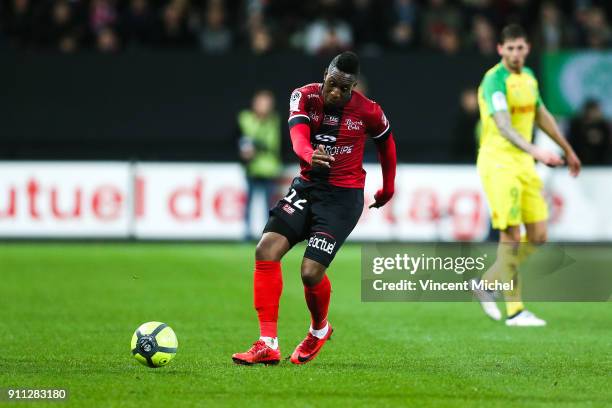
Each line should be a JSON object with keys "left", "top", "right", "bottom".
{"left": 1, "top": 0, "right": 611, "bottom": 55}
{"left": 2, "top": 0, "right": 611, "bottom": 167}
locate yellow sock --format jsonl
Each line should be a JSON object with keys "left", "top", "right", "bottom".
{"left": 506, "top": 301, "right": 524, "bottom": 317}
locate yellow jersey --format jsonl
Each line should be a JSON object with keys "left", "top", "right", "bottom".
{"left": 477, "top": 62, "right": 543, "bottom": 167}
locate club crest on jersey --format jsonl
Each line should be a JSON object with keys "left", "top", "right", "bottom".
{"left": 290, "top": 91, "right": 301, "bottom": 112}
{"left": 345, "top": 118, "right": 363, "bottom": 131}
{"left": 323, "top": 115, "right": 339, "bottom": 126}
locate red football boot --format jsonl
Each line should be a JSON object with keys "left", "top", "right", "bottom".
{"left": 232, "top": 340, "right": 281, "bottom": 366}
{"left": 290, "top": 323, "right": 333, "bottom": 365}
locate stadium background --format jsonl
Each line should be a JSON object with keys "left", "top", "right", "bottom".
{"left": 1, "top": 0, "right": 611, "bottom": 241}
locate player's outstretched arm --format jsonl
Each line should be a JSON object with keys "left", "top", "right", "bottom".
{"left": 492, "top": 111, "right": 564, "bottom": 167}
{"left": 369, "top": 134, "right": 397, "bottom": 209}
{"left": 535, "top": 105, "right": 581, "bottom": 177}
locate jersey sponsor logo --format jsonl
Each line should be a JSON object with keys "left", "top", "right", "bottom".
{"left": 510, "top": 104, "right": 535, "bottom": 114}
{"left": 311, "top": 143, "right": 353, "bottom": 155}
{"left": 314, "top": 134, "right": 337, "bottom": 143}
{"left": 290, "top": 91, "right": 302, "bottom": 112}
{"left": 345, "top": 118, "right": 363, "bottom": 131}
{"left": 308, "top": 111, "right": 320, "bottom": 121}
{"left": 307, "top": 93, "right": 320, "bottom": 99}
{"left": 323, "top": 115, "right": 339, "bottom": 126}
{"left": 307, "top": 233, "right": 336, "bottom": 255}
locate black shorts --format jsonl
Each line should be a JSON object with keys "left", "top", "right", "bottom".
{"left": 263, "top": 177, "right": 364, "bottom": 268}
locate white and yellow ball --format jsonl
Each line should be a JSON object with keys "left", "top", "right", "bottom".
{"left": 131, "top": 322, "right": 178, "bottom": 368}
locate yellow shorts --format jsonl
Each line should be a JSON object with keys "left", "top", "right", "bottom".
{"left": 477, "top": 159, "right": 548, "bottom": 230}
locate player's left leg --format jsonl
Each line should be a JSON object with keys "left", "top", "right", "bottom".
{"left": 473, "top": 163, "right": 522, "bottom": 321}
{"left": 290, "top": 257, "right": 334, "bottom": 365}
{"left": 504, "top": 171, "right": 549, "bottom": 327}
{"left": 290, "top": 186, "right": 363, "bottom": 365}
{"left": 233, "top": 178, "right": 311, "bottom": 365}
{"left": 525, "top": 220, "right": 547, "bottom": 244}
{"left": 502, "top": 220, "right": 547, "bottom": 326}
{"left": 301, "top": 258, "right": 331, "bottom": 333}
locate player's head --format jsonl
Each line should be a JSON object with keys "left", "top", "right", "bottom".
{"left": 322, "top": 51, "right": 359, "bottom": 109}
{"left": 252, "top": 89, "right": 275, "bottom": 117}
{"left": 497, "top": 24, "right": 530, "bottom": 72}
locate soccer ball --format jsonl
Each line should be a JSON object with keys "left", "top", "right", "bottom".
{"left": 131, "top": 322, "right": 178, "bottom": 368}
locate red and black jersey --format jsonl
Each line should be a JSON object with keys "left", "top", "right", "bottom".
{"left": 288, "top": 83, "right": 391, "bottom": 189}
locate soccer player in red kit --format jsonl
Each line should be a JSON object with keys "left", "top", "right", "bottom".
{"left": 232, "top": 51, "right": 397, "bottom": 365}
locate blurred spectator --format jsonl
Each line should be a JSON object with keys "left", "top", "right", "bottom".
{"left": 36, "top": 0, "right": 83, "bottom": 53}
{"left": 468, "top": 15, "right": 496, "bottom": 55}
{"left": 249, "top": 24, "right": 273, "bottom": 55}
{"left": 389, "top": 22, "right": 415, "bottom": 50}
{"left": 2, "top": 0, "right": 33, "bottom": 48}
{"left": 121, "top": 0, "right": 155, "bottom": 48}
{"left": 90, "top": 0, "right": 117, "bottom": 34}
{"left": 499, "top": 0, "right": 537, "bottom": 30}
{"left": 237, "top": 90, "right": 282, "bottom": 240}
{"left": 568, "top": 100, "right": 611, "bottom": 165}
{"left": 96, "top": 25, "right": 119, "bottom": 53}
{"left": 439, "top": 27, "right": 460, "bottom": 54}
{"left": 349, "top": 0, "right": 383, "bottom": 54}
{"left": 304, "top": 0, "right": 353, "bottom": 55}
{"left": 460, "top": 0, "right": 497, "bottom": 25}
{"left": 197, "top": 2, "right": 232, "bottom": 54}
{"left": 583, "top": 7, "right": 611, "bottom": 49}
{"left": 451, "top": 88, "right": 480, "bottom": 163}
{"left": 421, "top": 0, "right": 462, "bottom": 52}
{"left": 532, "top": 1, "right": 572, "bottom": 51}
{"left": 153, "top": 1, "right": 195, "bottom": 48}
{"left": 387, "top": 0, "right": 419, "bottom": 51}
{"left": 0, "top": 0, "right": 610, "bottom": 54}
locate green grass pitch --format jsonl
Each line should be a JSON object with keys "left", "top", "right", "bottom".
{"left": 1, "top": 243, "right": 610, "bottom": 407}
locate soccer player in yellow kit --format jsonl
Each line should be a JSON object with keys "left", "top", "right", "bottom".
{"left": 473, "top": 24, "right": 581, "bottom": 326}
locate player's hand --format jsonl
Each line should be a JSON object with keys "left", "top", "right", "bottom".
{"left": 310, "top": 144, "right": 335, "bottom": 168}
{"left": 369, "top": 189, "right": 394, "bottom": 209}
{"left": 565, "top": 149, "right": 581, "bottom": 177}
{"left": 530, "top": 146, "right": 564, "bottom": 167}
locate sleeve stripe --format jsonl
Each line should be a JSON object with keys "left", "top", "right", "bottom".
{"left": 288, "top": 114, "right": 310, "bottom": 121}
{"left": 372, "top": 123, "right": 390, "bottom": 139}
{"left": 288, "top": 115, "right": 310, "bottom": 127}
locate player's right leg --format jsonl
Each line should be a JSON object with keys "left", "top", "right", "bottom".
{"left": 232, "top": 232, "right": 290, "bottom": 365}
{"left": 472, "top": 226, "right": 520, "bottom": 321}
{"left": 474, "top": 159, "right": 522, "bottom": 321}
{"left": 503, "top": 170, "right": 550, "bottom": 327}
{"left": 233, "top": 177, "right": 310, "bottom": 365}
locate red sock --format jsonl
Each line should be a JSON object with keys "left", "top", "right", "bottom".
{"left": 253, "top": 260, "right": 282, "bottom": 338}
{"left": 304, "top": 275, "right": 331, "bottom": 330}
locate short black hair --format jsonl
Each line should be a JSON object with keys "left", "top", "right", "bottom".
{"left": 500, "top": 24, "right": 528, "bottom": 44}
{"left": 329, "top": 51, "right": 360, "bottom": 76}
